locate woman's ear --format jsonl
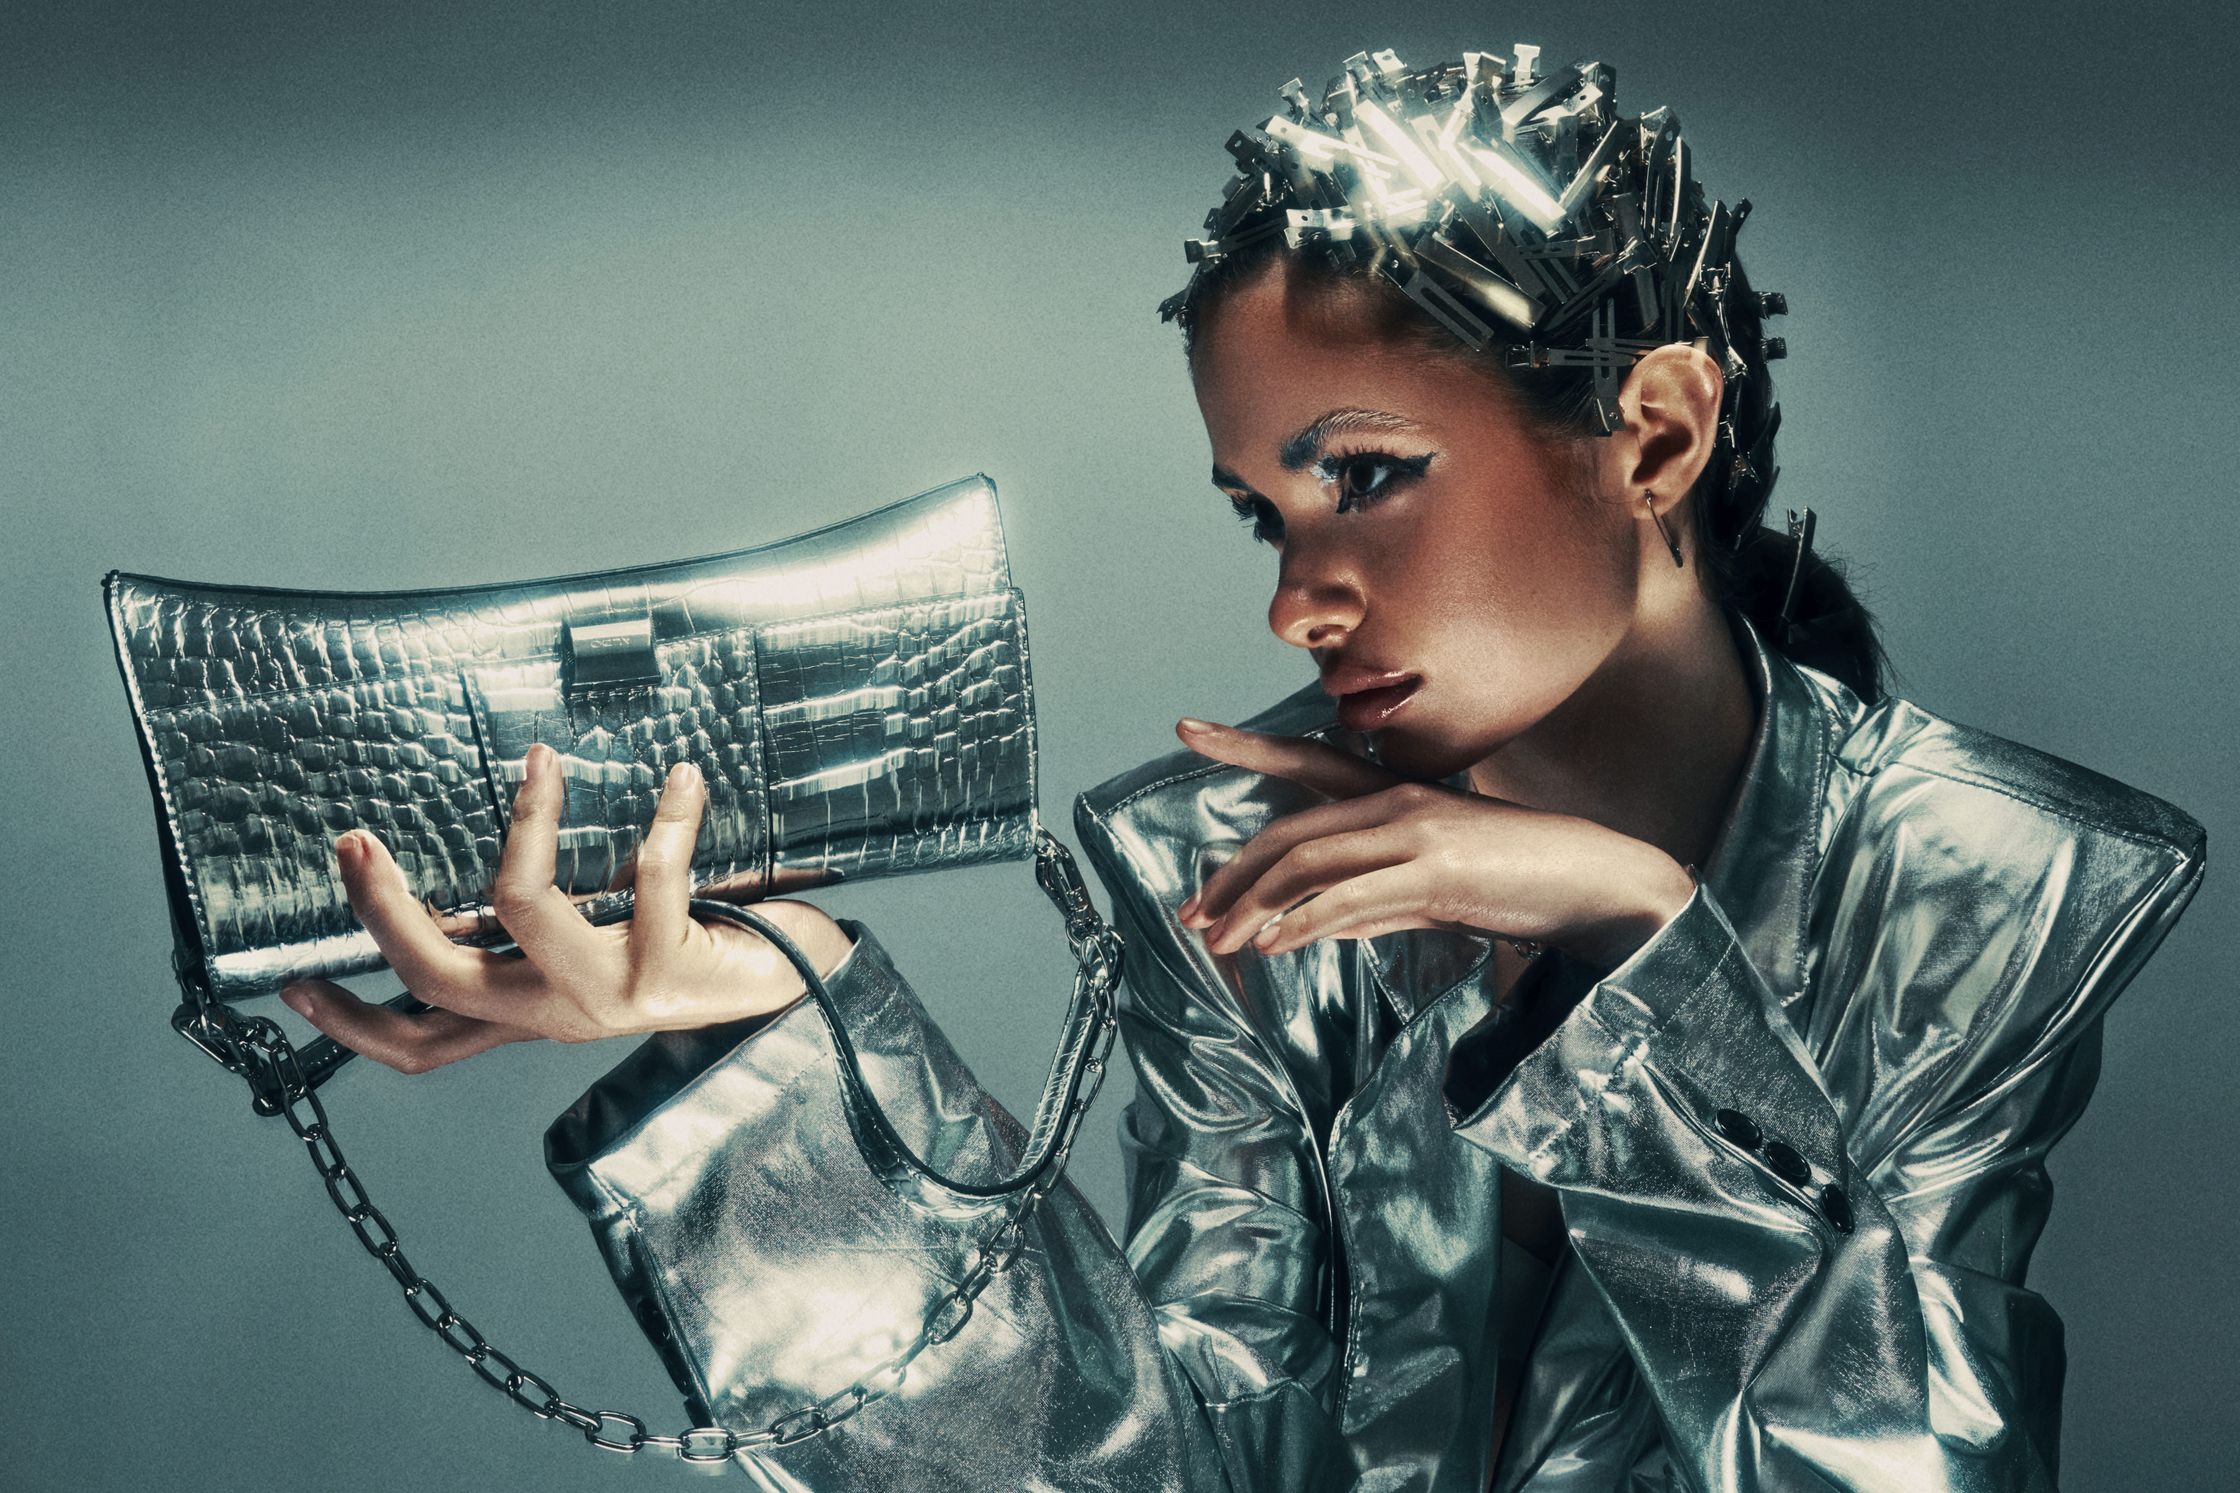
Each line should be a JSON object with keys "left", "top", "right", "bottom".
{"left": 1611, "top": 343, "right": 1724, "bottom": 512}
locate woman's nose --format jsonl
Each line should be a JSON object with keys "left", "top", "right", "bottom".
{"left": 1267, "top": 550, "right": 1363, "bottom": 651}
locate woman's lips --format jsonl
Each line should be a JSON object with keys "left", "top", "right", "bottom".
{"left": 1335, "top": 675, "right": 1422, "bottom": 731}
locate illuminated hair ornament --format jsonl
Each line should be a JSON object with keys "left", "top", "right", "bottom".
{"left": 1161, "top": 44, "right": 1805, "bottom": 594}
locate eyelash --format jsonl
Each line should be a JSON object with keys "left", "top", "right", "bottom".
{"left": 1226, "top": 449, "right": 1433, "bottom": 546}
{"left": 1227, "top": 495, "right": 1283, "bottom": 545}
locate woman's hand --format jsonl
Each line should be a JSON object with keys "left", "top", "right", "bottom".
{"left": 278, "top": 742, "right": 854, "bottom": 1074}
{"left": 1170, "top": 719, "right": 1696, "bottom": 971}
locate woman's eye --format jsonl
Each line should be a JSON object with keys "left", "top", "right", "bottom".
{"left": 1228, "top": 495, "right": 1282, "bottom": 545}
{"left": 1335, "top": 455, "right": 1395, "bottom": 503}
{"left": 1320, "top": 451, "right": 1432, "bottom": 511}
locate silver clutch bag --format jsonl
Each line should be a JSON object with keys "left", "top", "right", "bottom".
{"left": 103, "top": 473, "right": 1123, "bottom": 1461}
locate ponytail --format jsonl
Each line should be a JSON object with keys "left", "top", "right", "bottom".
{"left": 1714, "top": 523, "right": 1889, "bottom": 706}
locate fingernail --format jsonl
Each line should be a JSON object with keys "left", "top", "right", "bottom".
{"left": 334, "top": 831, "right": 361, "bottom": 865}
{"left": 1178, "top": 717, "right": 1216, "bottom": 734}
{"left": 1253, "top": 920, "right": 1281, "bottom": 947}
{"left": 1178, "top": 891, "right": 1199, "bottom": 918}
{"left": 669, "top": 761, "right": 701, "bottom": 790}
{"left": 280, "top": 987, "right": 314, "bottom": 1016}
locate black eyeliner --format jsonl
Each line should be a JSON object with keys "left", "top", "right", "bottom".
{"left": 1313, "top": 451, "right": 1433, "bottom": 484}
{"left": 1321, "top": 449, "right": 1434, "bottom": 514}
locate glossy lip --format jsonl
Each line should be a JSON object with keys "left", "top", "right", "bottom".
{"left": 1334, "top": 675, "right": 1422, "bottom": 732}
{"left": 1319, "top": 661, "right": 1416, "bottom": 698}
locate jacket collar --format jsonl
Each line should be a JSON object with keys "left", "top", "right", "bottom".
{"left": 1357, "top": 606, "right": 1840, "bottom": 1022}
{"left": 1697, "top": 606, "right": 1842, "bottom": 1008}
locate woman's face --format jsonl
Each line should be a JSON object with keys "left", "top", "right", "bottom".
{"left": 1190, "top": 259, "right": 1645, "bottom": 784}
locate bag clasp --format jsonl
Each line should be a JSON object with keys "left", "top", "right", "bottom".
{"left": 562, "top": 614, "right": 660, "bottom": 693}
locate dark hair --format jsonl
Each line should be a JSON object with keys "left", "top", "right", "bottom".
{"left": 1164, "top": 134, "right": 1892, "bottom": 706}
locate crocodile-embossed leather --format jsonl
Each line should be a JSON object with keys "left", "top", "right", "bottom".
{"left": 106, "top": 474, "right": 1038, "bottom": 1000}
{"left": 758, "top": 594, "right": 1034, "bottom": 884}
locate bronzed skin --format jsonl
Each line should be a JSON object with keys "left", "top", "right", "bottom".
{"left": 1173, "top": 258, "right": 1744, "bottom": 969}
{"left": 281, "top": 256, "right": 1744, "bottom": 1079}
{"left": 280, "top": 748, "right": 859, "bottom": 1071}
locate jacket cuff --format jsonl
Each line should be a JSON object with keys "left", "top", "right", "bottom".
{"left": 541, "top": 917, "right": 1017, "bottom": 1424}
{"left": 543, "top": 918, "right": 873, "bottom": 1195}
{"left": 1443, "top": 882, "right": 1847, "bottom": 1200}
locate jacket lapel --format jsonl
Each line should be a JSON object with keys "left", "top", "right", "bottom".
{"left": 1698, "top": 608, "right": 1847, "bottom": 1012}
{"left": 1489, "top": 611, "right": 1853, "bottom": 1491}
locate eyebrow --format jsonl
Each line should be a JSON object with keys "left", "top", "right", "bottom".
{"left": 1211, "top": 407, "right": 1416, "bottom": 494}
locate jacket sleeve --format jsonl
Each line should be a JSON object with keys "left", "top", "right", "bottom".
{"left": 1076, "top": 789, "right": 1367, "bottom": 1489}
{"left": 1445, "top": 805, "right": 2207, "bottom": 1492}
{"left": 538, "top": 790, "right": 1355, "bottom": 1491}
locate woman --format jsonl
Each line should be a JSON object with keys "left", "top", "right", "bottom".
{"left": 278, "top": 45, "right": 2205, "bottom": 1492}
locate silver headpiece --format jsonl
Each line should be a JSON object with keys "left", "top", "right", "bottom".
{"left": 1160, "top": 45, "right": 1789, "bottom": 444}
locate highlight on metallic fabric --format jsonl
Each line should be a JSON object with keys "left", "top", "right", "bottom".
{"left": 1160, "top": 43, "right": 1787, "bottom": 479}
{"left": 548, "top": 605, "right": 2209, "bottom": 1489}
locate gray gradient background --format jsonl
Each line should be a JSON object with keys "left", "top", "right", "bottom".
{"left": 4, "top": 2, "right": 2234, "bottom": 1488}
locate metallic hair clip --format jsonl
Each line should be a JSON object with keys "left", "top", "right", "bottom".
{"left": 1777, "top": 506, "right": 1818, "bottom": 635}
{"left": 1165, "top": 44, "right": 1788, "bottom": 440}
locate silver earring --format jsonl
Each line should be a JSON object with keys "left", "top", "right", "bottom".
{"left": 1644, "top": 492, "right": 1685, "bottom": 567}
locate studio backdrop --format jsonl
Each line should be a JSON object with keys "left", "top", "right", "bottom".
{"left": 4, "top": 2, "right": 2234, "bottom": 1489}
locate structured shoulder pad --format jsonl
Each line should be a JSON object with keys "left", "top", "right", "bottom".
{"left": 1837, "top": 697, "right": 2205, "bottom": 865}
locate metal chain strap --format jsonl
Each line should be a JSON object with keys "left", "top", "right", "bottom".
{"left": 185, "top": 855, "right": 1123, "bottom": 1464}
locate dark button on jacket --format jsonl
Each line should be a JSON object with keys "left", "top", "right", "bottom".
{"left": 542, "top": 608, "right": 2206, "bottom": 1491}
{"left": 1713, "top": 1107, "right": 1764, "bottom": 1152}
{"left": 1761, "top": 1138, "right": 1813, "bottom": 1187}
{"left": 1822, "top": 1183, "right": 1857, "bottom": 1235}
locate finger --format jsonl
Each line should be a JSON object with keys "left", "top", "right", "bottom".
{"left": 489, "top": 743, "right": 605, "bottom": 976}
{"left": 1260, "top": 910, "right": 1447, "bottom": 951}
{"left": 1183, "top": 790, "right": 1422, "bottom": 930}
{"left": 1202, "top": 822, "right": 1416, "bottom": 955}
{"left": 280, "top": 979, "right": 537, "bottom": 1075}
{"left": 1177, "top": 718, "right": 1407, "bottom": 800}
{"left": 336, "top": 828, "right": 487, "bottom": 997}
{"left": 1243, "top": 863, "right": 1442, "bottom": 956}
{"left": 631, "top": 761, "right": 706, "bottom": 956}
{"left": 337, "top": 827, "right": 551, "bottom": 1021}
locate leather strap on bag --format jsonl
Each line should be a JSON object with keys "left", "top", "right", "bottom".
{"left": 171, "top": 827, "right": 1123, "bottom": 1463}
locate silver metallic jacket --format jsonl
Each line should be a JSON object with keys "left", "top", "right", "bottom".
{"left": 543, "top": 611, "right": 2206, "bottom": 1491}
